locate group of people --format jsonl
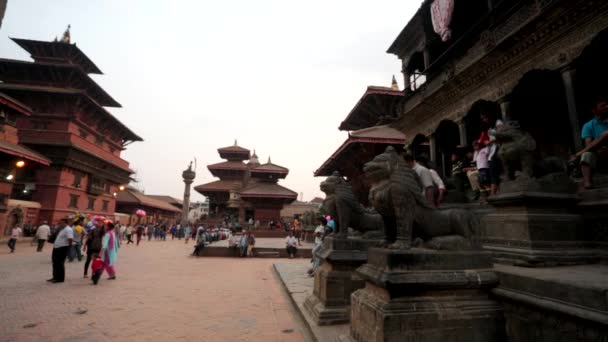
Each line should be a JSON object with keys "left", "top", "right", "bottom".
{"left": 404, "top": 109, "right": 505, "bottom": 206}
{"left": 46, "top": 216, "right": 119, "bottom": 285}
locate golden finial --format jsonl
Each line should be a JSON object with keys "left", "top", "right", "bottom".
{"left": 60, "top": 24, "right": 71, "bottom": 43}
{"left": 391, "top": 75, "right": 399, "bottom": 90}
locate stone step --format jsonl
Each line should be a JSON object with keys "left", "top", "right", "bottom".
{"left": 257, "top": 251, "right": 281, "bottom": 258}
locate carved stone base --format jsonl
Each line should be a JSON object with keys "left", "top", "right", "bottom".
{"left": 482, "top": 190, "right": 598, "bottom": 266}
{"left": 344, "top": 248, "right": 505, "bottom": 342}
{"left": 303, "top": 237, "right": 379, "bottom": 325}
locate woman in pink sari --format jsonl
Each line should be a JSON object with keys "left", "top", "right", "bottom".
{"left": 101, "top": 221, "right": 119, "bottom": 280}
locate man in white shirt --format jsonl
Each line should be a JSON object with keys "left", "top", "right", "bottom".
{"left": 7, "top": 226, "right": 22, "bottom": 253}
{"left": 404, "top": 154, "right": 436, "bottom": 206}
{"left": 285, "top": 231, "right": 298, "bottom": 259}
{"left": 35, "top": 221, "right": 51, "bottom": 252}
{"left": 48, "top": 219, "right": 73, "bottom": 283}
{"left": 429, "top": 169, "right": 446, "bottom": 208}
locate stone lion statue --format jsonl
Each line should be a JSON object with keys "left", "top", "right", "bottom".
{"left": 320, "top": 172, "right": 384, "bottom": 238}
{"left": 496, "top": 120, "right": 536, "bottom": 180}
{"left": 364, "top": 146, "right": 479, "bottom": 250}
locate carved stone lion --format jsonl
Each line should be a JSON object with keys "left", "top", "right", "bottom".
{"left": 364, "top": 146, "right": 478, "bottom": 250}
{"left": 320, "top": 172, "right": 384, "bottom": 238}
{"left": 496, "top": 121, "right": 537, "bottom": 180}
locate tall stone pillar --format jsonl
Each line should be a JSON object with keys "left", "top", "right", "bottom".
{"left": 181, "top": 162, "right": 196, "bottom": 227}
{"left": 499, "top": 100, "right": 511, "bottom": 121}
{"left": 458, "top": 120, "right": 467, "bottom": 146}
{"left": 428, "top": 134, "right": 437, "bottom": 163}
{"left": 561, "top": 66, "right": 583, "bottom": 151}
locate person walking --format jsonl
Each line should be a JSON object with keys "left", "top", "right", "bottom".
{"left": 48, "top": 219, "right": 73, "bottom": 283}
{"left": 7, "top": 225, "right": 22, "bottom": 253}
{"left": 147, "top": 225, "right": 154, "bottom": 241}
{"left": 246, "top": 231, "right": 256, "bottom": 257}
{"left": 101, "top": 221, "right": 119, "bottom": 280}
{"left": 136, "top": 225, "right": 144, "bottom": 246}
{"left": 184, "top": 224, "right": 191, "bottom": 244}
{"left": 125, "top": 225, "right": 134, "bottom": 244}
{"left": 34, "top": 221, "right": 51, "bottom": 252}
{"left": 68, "top": 218, "right": 84, "bottom": 262}
{"left": 83, "top": 219, "right": 103, "bottom": 279}
{"left": 118, "top": 223, "right": 126, "bottom": 241}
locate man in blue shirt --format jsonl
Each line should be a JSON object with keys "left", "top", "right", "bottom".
{"left": 577, "top": 97, "right": 608, "bottom": 188}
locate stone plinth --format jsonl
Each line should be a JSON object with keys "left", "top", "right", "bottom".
{"left": 303, "top": 236, "right": 380, "bottom": 325}
{"left": 345, "top": 248, "right": 505, "bottom": 342}
{"left": 482, "top": 184, "right": 598, "bottom": 266}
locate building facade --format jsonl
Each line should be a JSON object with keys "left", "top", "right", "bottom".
{"left": 194, "top": 142, "right": 297, "bottom": 226}
{"left": 0, "top": 32, "right": 142, "bottom": 227}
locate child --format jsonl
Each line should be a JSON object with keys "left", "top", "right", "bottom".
{"left": 91, "top": 253, "right": 104, "bottom": 285}
{"left": 474, "top": 140, "right": 491, "bottom": 204}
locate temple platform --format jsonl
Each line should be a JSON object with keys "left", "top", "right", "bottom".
{"left": 273, "top": 262, "right": 349, "bottom": 342}
{"left": 199, "top": 238, "right": 313, "bottom": 258}
{"left": 493, "top": 263, "right": 608, "bottom": 339}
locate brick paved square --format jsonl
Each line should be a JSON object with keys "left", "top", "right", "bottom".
{"left": 0, "top": 240, "right": 307, "bottom": 342}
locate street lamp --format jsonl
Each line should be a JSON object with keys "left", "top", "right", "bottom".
{"left": 16, "top": 160, "right": 25, "bottom": 168}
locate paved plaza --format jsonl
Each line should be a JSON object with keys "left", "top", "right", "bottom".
{"left": 0, "top": 239, "right": 308, "bottom": 342}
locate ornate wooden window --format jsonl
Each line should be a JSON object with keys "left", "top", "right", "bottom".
{"left": 87, "top": 197, "right": 95, "bottom": 210}
{"left": 102, "top": 200, "right": 109, "bottom": 212}
{"left": 73, "top": 172, "right": 82, "bottom": 188}
{"left": 68, "top": 194, "right": 79, "bottom": 209}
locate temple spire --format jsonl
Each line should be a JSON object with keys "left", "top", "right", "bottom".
{"left": 60, "top": 25, "right": 71, "bottom": 44}
{"left": 234, "top": 139, "right": 237, "bottom": 146}
{"left": 391, "top": 75, "right": 399, "bottom": 90}
{"left": 268, "top": 156, "right": 271, "bottom": 164}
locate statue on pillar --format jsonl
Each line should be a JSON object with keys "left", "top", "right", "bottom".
{"left": 363, "top": 146, "right": 479, "bottom": 250}
{"left": 320, "top": 172, "right": 383, "bottom": 239}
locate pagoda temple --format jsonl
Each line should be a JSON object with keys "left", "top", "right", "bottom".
{"left": 194, "top": 141, "right": 297, "bottom": 226}
{"left": 0, "top": 27, "right": 142, "bottom": 225}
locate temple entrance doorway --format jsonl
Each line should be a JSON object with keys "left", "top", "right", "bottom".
{"left": 434, "top": 120, "right": 460, "bottom": 178}
{"left": 509, "top": 69, "right": 573, "bottom": 159}
{"left": 575, "top": 28, "right": 608, "bottom": 127}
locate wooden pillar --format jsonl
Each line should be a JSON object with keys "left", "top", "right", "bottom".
{"left": 458, "top": 120, "right": 467, "bottom": 146}
{"left": 561, "top": 66, "right": 583, "bottom": 151}
{"left": 423, "top": 47, "right": 431, "bottom": 70}
{"left": 499, "top": 100, "right": 511, "bottom": 122}
{"left": 428, "top": 134, "right": 437, "bottom": 163}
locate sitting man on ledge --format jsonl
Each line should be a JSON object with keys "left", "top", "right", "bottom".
{"left": 573, "top": 96, "right": 608, "bottom": 189}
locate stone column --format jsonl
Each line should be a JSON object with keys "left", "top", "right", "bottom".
{"left": 458, "top": 120, "right": 467, "bottom": 146}
{"left": 561, "top": 66, "right": 583, "bottom": 151}
{"left": 499, "top": 100, "right": 511, "bottom": 122}
{"left": 304, "top": 236, "right": 381, "bottom": 325}
{"left": 428, "top": 134, "right": 437, "bottom": 163}
{"left": 181, "top": 163, "right": 196, "bottom": 227}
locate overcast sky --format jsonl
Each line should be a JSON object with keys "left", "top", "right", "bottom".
{"left": 1, "top": 0, "right": 419, "bottom": 202}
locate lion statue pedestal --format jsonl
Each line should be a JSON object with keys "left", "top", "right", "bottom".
{"left": 340, "top": 147, "right": 505, "bottom": 342}
{"left": 304, "top": 236, "right": 382, "bottom": 325}
{"left": 342, "top": 248, "right": 505, "bottom": 342}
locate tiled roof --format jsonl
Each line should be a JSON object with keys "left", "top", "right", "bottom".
{"left": 251, "top": 162, "right": 289, "bottom": 174}
{"left": 116, "top": 190, "right": 182, "bottom": 213}
{"left": 339, "top": 86, "right": 404, "bottom": 131}
{"left": 0, "top": 140, "right": 51, "bottom": 165}
{"left": 314, "top": 125, "right": 406, "bottom": 177}
{"left": 194, "top": 180, "right": 243, "bottom": 193}
{"left": 349, "top": 125, "right": 406, "bottom": 140}
{"left": 147, "top": 195, "right": 183, "bottom": 207}
{"left": 217, "top": 145, "right": 250, "bottom": 154}
{"left": 207, "top": 161, "right": 249, "bottom": 171}
{"left": 240, "top": 183, "right": 298, "bottom": 199}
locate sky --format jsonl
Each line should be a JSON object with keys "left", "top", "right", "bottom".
{"left": 0, "top": 0, "right": 420, "bottom": 202}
